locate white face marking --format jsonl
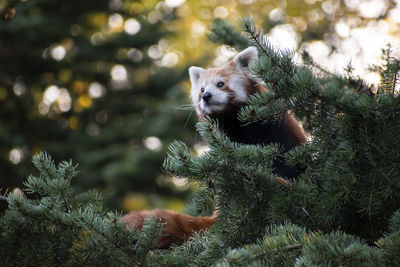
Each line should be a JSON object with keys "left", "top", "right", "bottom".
{"left": 228, "top": 76, "right": 248, "bottom": 103}
{"left": 190, "top": 70, "right": 251, "bottom": 116}
{"left": 188, "top": 47, "right": 259, "bottom": 117}
{"left": 197, "top": 78, "right": 230, "bottom": 115}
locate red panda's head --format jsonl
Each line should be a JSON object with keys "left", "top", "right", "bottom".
{"left": 189, "top": 47, "right": 259, "bottom": 117}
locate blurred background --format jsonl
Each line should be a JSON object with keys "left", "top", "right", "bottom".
{"left": 0, "top": 0, "right": 399, "bottom": 212}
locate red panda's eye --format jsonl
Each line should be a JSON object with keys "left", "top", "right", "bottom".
{"left": 201, "top": 87, "right": 205, "bottom": 93}
{"left": 217, "top": 82, "right": 225, "bottom": 88}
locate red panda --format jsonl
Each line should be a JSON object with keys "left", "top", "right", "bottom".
{"left": 189, "top": 46, "right": 307, "bottom": 178}
{"left": 122, "top": 47, "right": 307, "bottom": 248}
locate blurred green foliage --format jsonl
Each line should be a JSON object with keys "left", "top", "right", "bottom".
{"left": 0, "top": 0, "right": 198, "bottom": 211}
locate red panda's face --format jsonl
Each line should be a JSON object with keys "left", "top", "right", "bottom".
{"left": 189, "top": 47, "right": 259, "bottom": 117}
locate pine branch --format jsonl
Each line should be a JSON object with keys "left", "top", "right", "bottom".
{"left": 32, "top": 152, "right": 57, "bottom": 179}
{"left": 251, "top": 243, "right": 303, "bottom": 260}
{"left": 78, "top": 208, "right": 142, "bottom": 266}
{"left": 209, "top": 18, "right": 250, "bottom": 50}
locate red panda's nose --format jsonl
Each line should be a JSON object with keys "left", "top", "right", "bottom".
{"left": 202, "top": 91, "right": 212, "bottom": 102}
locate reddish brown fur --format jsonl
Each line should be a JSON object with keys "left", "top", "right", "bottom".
{"left": 122, "top": 209, "right": 215, "bottom": 248}
{"left": 201, "top": 61, "right": 255, "bottom": 96}
{"left": 284, "top": 112, "right": 308, "bottom": 145}
{"left": 219, "top": 85, "right": 234, "bottom": 93}
{"left": 254, "top": 84, "right": 308, "bottom": 145}
{"left": 201, "top": 61, "right": 237, "bottom": 81}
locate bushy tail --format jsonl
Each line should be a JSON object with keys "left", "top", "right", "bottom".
{"left": 122, "top": 209, "right": 216, "bottom": 248}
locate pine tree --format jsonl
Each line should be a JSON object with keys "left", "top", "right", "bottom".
{"left": 2, "top": 18, "right": 400, "bottom": 266}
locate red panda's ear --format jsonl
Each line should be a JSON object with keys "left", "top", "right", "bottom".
{"left": 233, "top": 46, "right": 258, "bottom": 71}
{"left": 189, "top": 66, "right": 204, "bottom": 87}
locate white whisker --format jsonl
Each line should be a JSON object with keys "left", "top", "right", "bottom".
{"left": 174, "top": 104, "right": 194, "bottom": 111}
{"left": 184, "top": 110, "right": 194, "bottom": 128}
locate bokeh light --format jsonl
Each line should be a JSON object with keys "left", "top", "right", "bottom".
{"left": 89, "top": 82, "right": 106, "bottom": 98}
{"left": 13, "top": 80, "right": 26, "bottom": 96}
{"left": 213, "top": 6, "right": 229, "bottom": 18}
{"left": 50, "top": 45, "right": 66, "bottom": 61}
{"left": 43, "top": 85, "right": 60, "bottom": 105}
{"left": 9, "top": 148, "right": 23, "bottom": 165}
{"left": 108, "top": 13, "right": 124, "bottom": 31}
{"left": 148, "top": 44, "right": 163, "bottom": 59}
{"left": 143, "top": 136, "right": 162, "bottom": 151}
{"left": 57, "top": 88, "right": 72, "bottom": 112}
{"left": 124, "top": 18, "right": 141, "bottom": 35}
{"left": 91, "top": 32, "right": 105, "bottom": 45}
{"left": 160, "top": 52, "right": 179, "bottom": 67}
{"left": 111, "top": 65, "right": 127, "bottom": 81}
{"left": 127, "top": 48, "right": 143, "bottom": 62}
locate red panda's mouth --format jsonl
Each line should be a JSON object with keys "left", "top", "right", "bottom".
{"left": 202, "top": 99, "right": 226, "bottom": 108}
{"left": 200, "top": 100, "right": 227, "bottom": 115}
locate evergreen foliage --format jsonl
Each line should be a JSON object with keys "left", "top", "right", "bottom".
{"left": 2, "top": 18, "right": 400, "bottom": 266}
{"left": 1, "top": 152, "right": 163, "bottom": 266}
{"left": 160, "top": 18, "right": 400, "bottom": 265}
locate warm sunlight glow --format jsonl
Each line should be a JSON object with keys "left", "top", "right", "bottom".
{"left": 303, "top": 14, "right": 400, "bottom": 86}
{"left": 213, "top": 6, "right": 229, "bottom": 18}
{"left": 268, "top": 24, "right": 300, "bottom": 50}
{"left": 358, "top": 0, "right": 386, "bottom": 18}
{"left": 108, "top": 13, "right": 124, "bottom": 30}
{"left": 306, "top": 41, "right": 330, "bottom": 58}
{"left": 165, "top": 0, "right": 185, "bottom": 8}
{"left": 269, "top": 8, "right": 284, "bottom": 22}
{"left": 239, "top": 0, "right": 256, "bottom": 4}
{"left": 57, "top": 88, "right": 72, "bottom": 112}
{"left": 78, "top": 95, "right": 92, "bottom": 109}
{"left": 335, "top": 21, "right": 350, "bottom": 38}
{"left": 191, "top": 21, "right": 206, "bottom": 37}
{"left": 389, "top": 6, "right": 400, "bottom": 23}
{"left": 213, "top": 45, "right": 237, "bottom": 66}
{"left": 160, "top": 52, "right": 179, "bottom": 67}
{"left": 148, "top": 10, "right": 163, "bottom": 24}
